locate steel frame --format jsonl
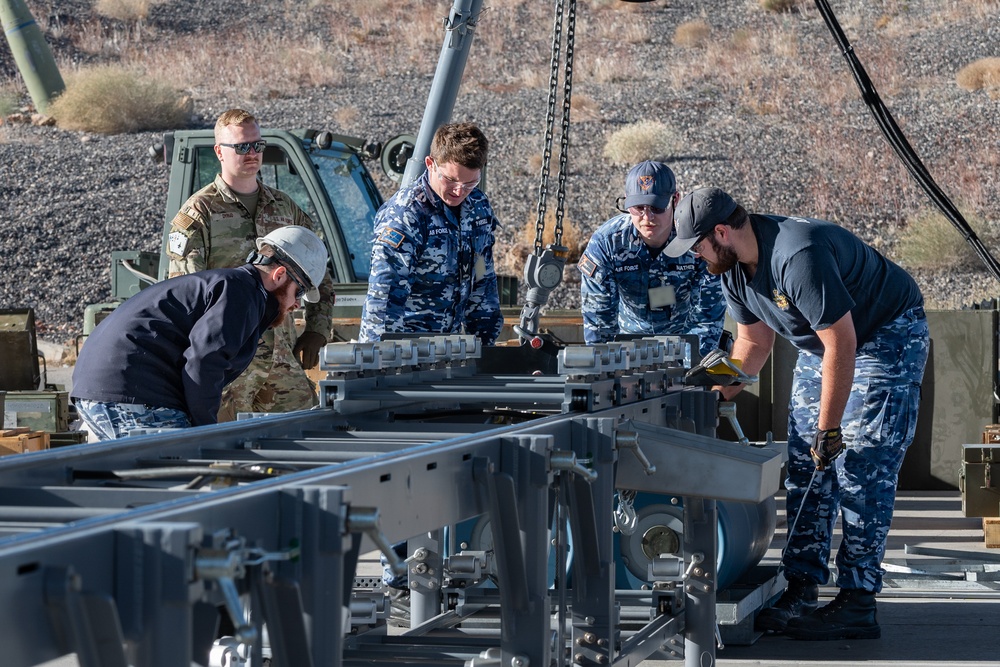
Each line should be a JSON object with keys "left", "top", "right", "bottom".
{"left": 0, "top": 336, "right": 780, "bottom": 667}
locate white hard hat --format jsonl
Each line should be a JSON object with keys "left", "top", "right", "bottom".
{"left": 255, "top": 226, "right": 329, "bottom": 303}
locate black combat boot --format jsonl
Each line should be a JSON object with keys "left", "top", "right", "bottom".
{"left": 754, "top": 578, "right": 819, "bottom": 633}
{"left": 785, "top": 588, "right": 880, "bottom": 640}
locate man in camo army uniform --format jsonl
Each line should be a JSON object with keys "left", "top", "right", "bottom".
{"left": 580, "top": 161, "right": 724, "bottom": 358}
{"left": 166, "top": 109, "right": 335, "bottom": 420}
{"left": 665, "top": 187, "right": 929, "bottom": 641}
{"left": 359, "top": 121, "right": 502, "bottom": 346}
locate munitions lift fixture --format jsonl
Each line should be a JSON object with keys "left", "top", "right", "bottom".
{"left": 0, "top": 335, "right": 781, "bottom": 667}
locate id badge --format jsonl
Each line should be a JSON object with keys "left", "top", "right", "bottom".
{"left": 648, "top": 285, "right": 676, "bottom": 309}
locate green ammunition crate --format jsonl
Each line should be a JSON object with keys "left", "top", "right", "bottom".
{"left": 960, "top": 444, "right": 1000, "bottom": 517}
{"left": 2, "top": 390, "right": 69, "bottom": 433}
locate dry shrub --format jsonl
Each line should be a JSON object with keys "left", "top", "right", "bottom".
{"left": 602, "top": 120, "right": 682, "bottom": 166}
{"left": 582, "top": 54, "right": 633, "bottom": 84}
{"left": 94, "top": 0, "right": 164, "bottom": 22}
{"left": 673, "top": 21, "right": 711, "bottom": 49}
{"left": 49, "top": 65, "right": 191, "bottom": 134}
{"left": 334, "top": 106, "right": 360, "bottom": 129}
{"left": 570, "top": 94, "right": 602, "bottom": 122}
{"left": 496, "top": 208, "right": 585, "bottom": 277}
{"left": 896, "top": 208, "right": 998, "bottom": 271}
{"left": 136, "top": 33, "right": 345, "bottom": 98}
{"left": 956, "top": 58, "right": 1000, "bottom": 97}
{"left": 0, "top": 89, "right": 17, "bottom": 117}
{"left": 758, "top": 0, "right": 802, "bottom": 12}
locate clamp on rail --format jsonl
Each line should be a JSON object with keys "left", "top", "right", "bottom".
{"left": 195, "top": 533, "right": 301, "bottom": 645}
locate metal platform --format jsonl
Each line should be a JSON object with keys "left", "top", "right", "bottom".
{"left": 11, "top": 336, "right": 997, "bottom": 667}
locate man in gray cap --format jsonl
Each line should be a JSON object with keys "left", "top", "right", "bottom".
{"left": 665, "top": 187, "right": 928, "bottom": 641}
{"left": 578, "top": 161, "right": 724, "bottom": 357}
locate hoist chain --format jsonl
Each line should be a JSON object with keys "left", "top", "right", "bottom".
{"left": 553, "top": 0, "right": 575, "bottom": 248}
{"left": 533, "top": 0, "right": 575, "bottom": 254}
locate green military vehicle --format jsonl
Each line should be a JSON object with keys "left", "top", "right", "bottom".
{"left": 82, "top": 127, "right": 575, "bottom": 344}
{"left": 82, "top": 128, "right": 409, "bottom": 340}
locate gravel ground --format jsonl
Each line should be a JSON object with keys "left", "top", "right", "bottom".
{"left": 1, "top": 0, "right": 998, "bottom": 350}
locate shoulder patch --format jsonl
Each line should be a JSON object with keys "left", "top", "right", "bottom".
{"left": 172, "top": 210, "right": 197, "bottom": 230}
{"left": 168, "top": 231, "right": 189, "bottom": 256}
{"left": 378, "top": 227, "right": 406, "bottom": 249}
{"left": 579, "top": 254, "right": 598, "bottom": 277}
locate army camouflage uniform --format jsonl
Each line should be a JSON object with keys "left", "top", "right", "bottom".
{"left": 166, "top": 174, "right": 335, "bottom": 418}
{"left": 580, "top": 214, "right": 725, "bottom": 358}
{"left": 359, "top": 170, "right": 503, "bottom": 345}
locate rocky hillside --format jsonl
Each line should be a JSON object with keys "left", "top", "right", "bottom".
{"left": 1, "top": 0, "right": 998, "bottom": 346}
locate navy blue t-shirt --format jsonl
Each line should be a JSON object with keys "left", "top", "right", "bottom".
{"left": 722, "top": 214, "right": 923, "bottom": 356}
{"left": 71, "top": 265, "right": 279, "bottom": 425}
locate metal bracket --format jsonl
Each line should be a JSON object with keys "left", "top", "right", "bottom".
{"left": 195, "top": 532, "right": 302, "bottom": 645}
{"left": 615, "top": 429, "right": 656, "bottom": 475}
{"left": 345, "top": 506, "right": 406, "bottom": 577}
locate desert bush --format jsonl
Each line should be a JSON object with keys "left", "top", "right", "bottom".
{"left": 956, "top": 57, "right": 1000, "bottom": 98}
{"left": 571, "top": 94, "right": 602, "bottom": 122}
{"left": 896, "top": 208, "right": 998, "bottom": 270}
{"left": 49, "top": 66, "right": 191, "bottom": 134}
{"left": 759, "top": 0, "right": 802, "bottom": 12}
{"left": 0, "top": 90, "right": 17, "bottom": 117}
{"left": 602, "top": 120, "right": 683, "bottom": 166}
{"left": 673, "top": 21, "right": 711, "bottom": 49}
{"left": 94, "top": 0, "right": 163, "bottom": 22}
{"left": 495, "top": 207, "right": 585, "bottom": 277}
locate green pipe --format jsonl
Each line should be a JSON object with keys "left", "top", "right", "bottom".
{"left": 0, "top": 0, "right": 64, "bottom": 114}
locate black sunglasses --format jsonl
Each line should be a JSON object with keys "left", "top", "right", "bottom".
{"left": 219, "top": 140, "right": 267, "bottom": 155}
{"left": 287, "top": 271, "right": 308, "bottom": 301}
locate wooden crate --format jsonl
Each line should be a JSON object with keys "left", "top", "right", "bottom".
{"left": 985, "top": 518, "right": 1000, "bottom": 549}
{"left": 0, "top": 428, "right": 50, "bottom": 457}
{"left": 984, "top": 425, "right": 1000, "bottom": 445}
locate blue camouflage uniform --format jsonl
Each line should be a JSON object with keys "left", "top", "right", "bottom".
{"left": 580, "top": 214, "right": 725, "bottom": 357}
{"left": 723, "top": 214, "right": 928, "bottom": 593}
{"left": 359, "top": 170, "right": 503, "bottom": 345}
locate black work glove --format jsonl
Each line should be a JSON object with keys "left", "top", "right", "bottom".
{"left": 811, "top": 427, "right": 844, "bottom": 470}
{"left": 293, "top": 331, "right": 327, "bottom": 370}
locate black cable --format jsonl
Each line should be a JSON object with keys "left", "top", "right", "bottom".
{"left": 813, "top": 0, "right": 1000, "bottom": 283}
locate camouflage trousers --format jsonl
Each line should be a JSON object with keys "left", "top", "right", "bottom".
{"left": 218, "top": 321, "right": 317, "bottom": 422}
{"left": 783, "top": 306, "right": 928, "bottom": 592}
{"left": 75, "top": 399, "right": 191, "bottom": 441}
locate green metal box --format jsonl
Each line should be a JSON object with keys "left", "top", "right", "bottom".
{"left": 960, "top": 445, "right": 1000, "bottom": 517}
{"left": 0, "top": 309, "right": 40, "bottom": 391}
{"left": 2, "top": 390, "right": 70, "bottom": 433}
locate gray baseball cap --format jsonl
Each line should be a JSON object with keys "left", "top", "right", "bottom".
{"left": 622, "top": 161, "right": 676, "bottom": 209}
{"left": 664, "top": 187, "right": 738, "bottom": 257}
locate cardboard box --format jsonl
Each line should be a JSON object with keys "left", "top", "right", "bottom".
{"left": 3, "top": 390, "right": 69, "bottom": 432}
{"left": 0, "top": 428, "right": 50, "bottom": 456}
{"left": 985, "top": 518, "right": 1000, "bottom": 549}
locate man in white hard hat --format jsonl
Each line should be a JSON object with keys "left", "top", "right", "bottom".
{"left": 72, "top": 227, "right": 329, "bottom": 440}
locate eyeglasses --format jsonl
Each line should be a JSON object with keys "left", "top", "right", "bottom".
{"left": 286, "top": 270, "right": 309, "bottom": 301}
{"left": 219, "top": 140, "right": 267, "bottom": 155}
{"left": 615, "top": 197, "right": 671, "bottom": 215}
{"left": 691, "top": 232, "right": 713, "bottom": 255}
{"left": 628, "top": 205, "right": 667, "bottom": 217}
{"left": 432, "top": 161, "right": 480, "bottom": 192}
